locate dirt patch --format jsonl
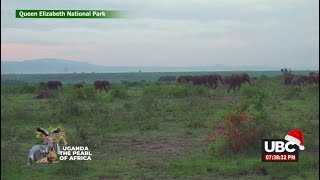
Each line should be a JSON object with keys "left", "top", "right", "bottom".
{"left": 187, "top": 96, "right": 239, "bottom": 105}
{"left": 156, "top": 96, "right": 240, "bottom": 106}
{"left": 105, "top": 135, "right": 199, "bottom": 155}
{"left": 131, "top": 136, "right": 196, "bottom": 154}
{"left": 34, "top": 91, "right": 54, "bottom": 99}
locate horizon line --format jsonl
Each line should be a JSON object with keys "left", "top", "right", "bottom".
{"left": 1, "top": 58, "right": 319, "bottom": 70}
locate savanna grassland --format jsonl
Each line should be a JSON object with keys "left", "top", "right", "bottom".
{"left": 1, "top": 72, "right": 319, "bottom": 179}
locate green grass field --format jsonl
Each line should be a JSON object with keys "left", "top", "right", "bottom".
{"left": 1, "top": 73, "right": 319, "bottom": 179}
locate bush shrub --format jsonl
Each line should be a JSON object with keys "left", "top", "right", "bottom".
{"left": 64, "top": 98, "right": 83, "bottom": 116}
{"left": 308, "top": 84, "right": 319, "bottom": 94}
{"left": 224, "top": 111, "right": 260, "bottom": 154}
{"left": 110, "top": 86, "right": 128, "bottom": 99}
{"left": 52, "top": 94, "right": 85, "bottom": 116}
{"left": 281, "top": 86, "right": 303, "bottom": 100}
{"left": 240, "top": 84, "right": 257, "bottom": 97}
{"left": 213, "top": 90, "right": 271, "bottom": 155}
{"left": 1, "top": 86, "right": 18, "bottom": 94}
{"left": 18, "top": 84, "right": 37, "bottom": 94}
{"left": 74, "top": 87, "right": 97, "bottom": 100}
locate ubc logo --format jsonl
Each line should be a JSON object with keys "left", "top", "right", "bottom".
{"left": 262, "top": 129, "right": 305, "bottom": 162}
{"left": 264, "top": 141, "right": 297, "bottom": 153}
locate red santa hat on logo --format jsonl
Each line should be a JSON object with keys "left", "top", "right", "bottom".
{"left": 284, "top": 129, "right": 305, "bottom": 150}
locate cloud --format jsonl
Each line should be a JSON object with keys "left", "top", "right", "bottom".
{"left": 1, "top": 43, "right": 57, "bottom": 60}
{"left": 1, "top": 43, "right": 97, "bottom": 61}
{"left": 1, "top": 18, "right": 248, "bottom": 46}
{"left": 1, "top": 0, "right": 319, "bottom": 68}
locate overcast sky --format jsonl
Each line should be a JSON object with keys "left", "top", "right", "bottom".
{"left": 1, "top": 0, "right": 319, "bottom": 69}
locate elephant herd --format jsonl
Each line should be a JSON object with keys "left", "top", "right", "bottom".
{"left": 41, "top": 73, "right": 251, "bottom": 93}
{"left": 281, "top": 69, "right": 319, "bottom": 87}
{"left": 39, "top": 70, "right": 318, "bottom": 95}
{"left": 177, "top": 73, "right": 251, "bottom": 92}
{"left": 40, "top": 80, "right": 111, "bottom": 93}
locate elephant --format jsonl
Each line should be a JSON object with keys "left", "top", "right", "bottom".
{"left": 177, "top": 76, "right": 193, "bottom": 83}
{"left": 191, "top": 75, "right": 207, "bottom": 85}
{"left": 235, "top": 73, "right": 251, "bottom": 85}
{"left": 207, "top": 74, "right": 224, "bottom": 89}
{"left": 283, "top": 74, "right": 310, "bottom": 86}
{"left": 46, "top": 81, "right": 63, "bottom": 90}
{"left": 308, "top": 72, "right": 319, "bottom": 84}
{"left": 281, "top": 69, "right": 295, "bottom": 85}
{"left": 223, "top": 76, "right": 231, "bottom": 85}
{"left": 283, "top": 74, "right": 294, "bottom": 85}
{"left": 291, "top": 77, "right": 304, "bottom": 87}
{"left": 298, "top": 76, "right": 309, "bottom": 86}
{"left": 177, "top": 74, "right": 224, "bottom": 88}
{"left": 74, "top": 82, "right": 85, "bottom": 89}
{"left": 93, "top": 80, "right": 110, "bottom": 93}
{"left": 226, "top": 73, "right": 251, "bottom": 92}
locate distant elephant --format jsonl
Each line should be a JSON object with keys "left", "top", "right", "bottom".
{"left": 226, "top": 73, "right": 251, "bottom": 92}
{"left": 201, "top": 75, "right": 209, "bottom": 86}
{"left": 191, "top": 75, "right": 207, "bottom": 85}
{"left": 236, "top": 73, "right": 251, "bottom": 85}
{"left": 74, "top": 82, "right": 85, "bottom": 89}
{"left": 298, "top": 76, "right": 309, "bottom": 85}
{"left": 281, "top": 69, "right": 295, "bottom": 85}
{"left": 177, "top": 76, "right": 193, "bottom": 83}
{"left": 93, "top": 80, "right": 110, "bottom": 93}
{"left": 223, "top": 76, "right": 231, "bottom": 85}
{"left": 46, "top": 81, "right": 63, "bottom": 90}
{"left": 308, "top": 72, "right": 319, "bottom": 84}
{"left": 291, "top": 77, "right": 304, "bottom": 87}
{"left": 207, "top": 74, "right": 223, "bottom": 89}
{"left": 283, "top": 74, "right": 294, "bottom": 85}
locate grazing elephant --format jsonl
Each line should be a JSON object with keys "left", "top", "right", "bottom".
{"left": 207, "top": 74, "right": 224, "bottom": 89}
{"left": 236, "top": 73, "right": 251, "bottom": 85}
{"left": 46, "top": 81, "right": 63, "bottom": 90}
{"left": 281, "top": 69, "right": 295, "bottom": 85}
{"left": 93, "top": 80, "right": 110, "bottom": 92}
{"left": 283, "top": 74, "right": 294, "bottom": 85}
{"left": 177, "top": 76, "right": 193, "bottom": 83}
{"left": 291, "top": 77, "right": 304, "bottom": 87}
{"left": 300, "top": 76, "right": 309, "bottom": 85}
{"left": 202, "top": 75, "right": 210, "bottom": 86}
{"left": 74, "top": 82, "right": 85, "bottom": 89}
{"left": 308, "top": 72, "right": 319, "bottom": 84}
{"left": 191, "top": 75, "right": 205, "bottom": 85}
{"left": 177, "top": 76, "right": 183, "bottom": 83}
{"left": 226, "top": 73, "right": 251, "bottom": 92}
{"left": 223, "top": 76, "right": 231, "bottom": 85}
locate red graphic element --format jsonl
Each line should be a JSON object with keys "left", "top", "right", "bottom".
{"left": 284, "top": 129, "right": 305, "bottom": 150}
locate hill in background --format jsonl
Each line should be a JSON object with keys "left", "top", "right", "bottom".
{"left": 0, "top": 58, "right": 305, "bottom": 74}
